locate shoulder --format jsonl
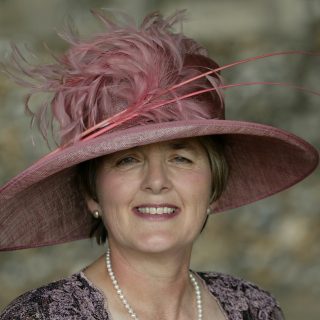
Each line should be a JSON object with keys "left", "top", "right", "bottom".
{"left": 198, "top": 271, "right": 285, "bottom": 320}
{"left": 0, "top": 272, "right": 108, "bottom": 320}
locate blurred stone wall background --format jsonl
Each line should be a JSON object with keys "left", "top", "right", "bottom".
{"left": 0, "top": 0, "right": 319, "bottom": 319}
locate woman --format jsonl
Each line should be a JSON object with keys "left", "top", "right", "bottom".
{"left": 0, "top": 11, "right": 318, "bottom": 319}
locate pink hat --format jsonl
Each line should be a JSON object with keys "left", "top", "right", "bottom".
{"left": 0, "top": 11, "right": 318, "bottom": 250}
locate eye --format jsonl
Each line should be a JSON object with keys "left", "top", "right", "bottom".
{"left": 172, "top": 156, "right": 192, "bottom": 164}
{"left": 116, "top": 156, "right": 139, "bottom": 167}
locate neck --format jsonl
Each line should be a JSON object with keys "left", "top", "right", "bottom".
{"left": 94, "top": 242, "right": 198, "bottom": 319}
{"left": 110, "top": 241, "right": 193, "bottom": 279}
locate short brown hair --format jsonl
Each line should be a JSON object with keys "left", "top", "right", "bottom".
{"left": 77, "top": 136, "right": 229, "bottom": 245}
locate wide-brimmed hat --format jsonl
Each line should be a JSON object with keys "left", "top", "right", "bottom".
{"left": 0, "top": 11, "right": 318, "bottom": 251}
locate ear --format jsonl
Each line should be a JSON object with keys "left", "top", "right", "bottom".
{"left": 85, "top": 196, "right": 102, "bottom": 213}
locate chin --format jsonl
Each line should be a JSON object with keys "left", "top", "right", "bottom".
{"left": 132, "top": 232, "right": 193, "bottom": 254}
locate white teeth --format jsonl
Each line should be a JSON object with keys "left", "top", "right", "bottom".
{"left": 137, "top": 207, "right": 176, "bottom": 215}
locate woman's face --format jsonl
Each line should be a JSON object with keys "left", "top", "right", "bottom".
{"left": 87, "top": 138, "right": 212, "bottom": 254}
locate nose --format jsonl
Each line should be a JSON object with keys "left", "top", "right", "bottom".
{"left": 141, "top": 157, "right": 172, "bottom": 194}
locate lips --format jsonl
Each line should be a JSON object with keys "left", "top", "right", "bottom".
{"left": 136, "top": 206, "right": 176, "bottom": 215}
{"left": 133, "top": 205, "right": 179, "bottom": 219}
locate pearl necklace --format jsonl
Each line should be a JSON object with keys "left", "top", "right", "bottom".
{"left": 105, "top": 248, "right": 203, "bottom": 320}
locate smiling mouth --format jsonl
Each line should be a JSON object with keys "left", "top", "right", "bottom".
{"left": 135, "top": 206, "right": 177, "bottom": 215}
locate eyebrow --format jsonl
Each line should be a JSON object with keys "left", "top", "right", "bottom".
{"left": 169, "top": 141, "right": 193, "bottom": 150}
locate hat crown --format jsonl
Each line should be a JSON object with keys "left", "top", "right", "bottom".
{"left": 54, "top": 14, "right": 225, "bottom": 145}
{"left": 10, "top": 11, "right": 225, "bottom": 146}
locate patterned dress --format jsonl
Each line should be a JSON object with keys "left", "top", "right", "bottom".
{"left": 0, "top": 271, "right": 284, "bottom": 319}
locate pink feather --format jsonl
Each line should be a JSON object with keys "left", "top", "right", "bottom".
{"left": 3, "top": 10, "right": 319, "bottom": 148}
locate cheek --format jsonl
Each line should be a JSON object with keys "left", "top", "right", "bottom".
{"left": 95, "top": 175, "right": 127, "bottom": 232}
{"left": 96, "top": 172, "right": 139, "bottom": 211}
{"left": 195, "top": 165, "right": 212, "bottom": 193}
{"left": 177, "top": 169, "right": 212, "bottom": 205}
{"left": 96, "top": 173, "right": 122, "bottom": 208}
{"left": 201, "top": 164, "right": 213, "bottom": 201}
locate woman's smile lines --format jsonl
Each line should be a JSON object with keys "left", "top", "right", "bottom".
{"left": 135, "top": 206, "right": 177, "bottom": 215}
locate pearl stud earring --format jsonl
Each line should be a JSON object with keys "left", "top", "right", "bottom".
{"left": 92, "top": 210, "right": 100, "bottom": 219}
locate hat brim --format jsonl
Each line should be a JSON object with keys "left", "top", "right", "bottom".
{"left": 0, "top": 119, "right": 318, "bottom": 250}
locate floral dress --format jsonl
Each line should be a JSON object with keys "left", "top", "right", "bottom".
{"left": 0, "top": 271, "right": 284, "bottom": 319}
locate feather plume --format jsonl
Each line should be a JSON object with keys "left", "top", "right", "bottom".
{"left": 5, "top": 10, "right": 223, "bottom": 146}
{"left": 3, "top": 10, "right": 319, "bottom": 148}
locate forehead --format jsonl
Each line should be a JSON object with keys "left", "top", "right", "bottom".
{"left": 97, "top": 137, "right": 211, "bottom": 169}
{"left": 101, "top": 138, "right": 208, "bottom": 162}
{"left": 122, "top": 137, "right": 206, "bottom": 153}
